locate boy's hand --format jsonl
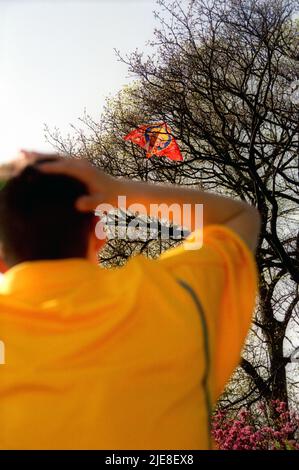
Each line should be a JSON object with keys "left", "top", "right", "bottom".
{"left": 19, "top": 150, "right": 119, "bottom": 211}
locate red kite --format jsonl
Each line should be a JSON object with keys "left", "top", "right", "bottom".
{"left": 124, "top": 122, "right": 183, "bottom": 161}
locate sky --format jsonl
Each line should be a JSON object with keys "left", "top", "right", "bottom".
{"left": 0, "top": 0, "right": 159, "bottom": 162}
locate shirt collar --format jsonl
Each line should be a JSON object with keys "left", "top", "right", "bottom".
{"left": 0, "top": 258, "right": 100, "bottom": 296}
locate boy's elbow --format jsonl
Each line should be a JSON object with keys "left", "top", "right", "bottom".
{"left": 249, "top": 206, "right": 261, "bottom": 232}
{"left": 225, "top": 204, "right": 262, "bottom": 253}
{"left": 246, "top": 205, "right": 262, "bottom": 251}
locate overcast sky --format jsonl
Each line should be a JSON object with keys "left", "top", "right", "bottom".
{"left": 0, "top": 0, "right": 159, "bottom": 162}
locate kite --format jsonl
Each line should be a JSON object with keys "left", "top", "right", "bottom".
{"left": 124, "top": 122, "right": 183, "bottom": 161}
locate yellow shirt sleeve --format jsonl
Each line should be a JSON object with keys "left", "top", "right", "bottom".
{"left": 158, "top": 224, "right": 259, "bottom": 401}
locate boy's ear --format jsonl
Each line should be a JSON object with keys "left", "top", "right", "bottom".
{"left": 0, "top": 243, "right": 8, "bottom": 273}
{"left": 91, "top": 216, "right": 107, "bottom": 252}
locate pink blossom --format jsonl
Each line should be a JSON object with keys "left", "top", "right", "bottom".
{"left": 212, "top": 401, "right": 299, "bottom": 450}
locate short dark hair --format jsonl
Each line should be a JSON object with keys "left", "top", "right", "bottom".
{"left": 0, "top": 160, "right": 94, "bottom": 266}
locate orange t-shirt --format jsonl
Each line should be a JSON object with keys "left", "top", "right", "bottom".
{"left": 0, "top": 225, "right": 258, "bottom": 449}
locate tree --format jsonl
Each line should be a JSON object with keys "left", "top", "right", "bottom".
{"left": 46, "top": 0, "right": 299, "bottom": 417}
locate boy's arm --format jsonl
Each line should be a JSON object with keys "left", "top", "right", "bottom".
{"left": 118, "top": 179, "right": 261, "bottom": 252}
{"left": 24, "top": 152, "right": 261, "bottom": 252}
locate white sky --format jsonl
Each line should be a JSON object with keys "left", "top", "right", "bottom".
{"left": 0, "top": 0, "right": 158, "bottom": 162}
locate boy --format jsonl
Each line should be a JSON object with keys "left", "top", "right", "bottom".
{"left": 0, "top": 152, "right": 260, "bottom": 449}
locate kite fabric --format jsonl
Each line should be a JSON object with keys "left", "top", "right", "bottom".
{"left": 124, "top": 122, "right": 183, "bottom": 161}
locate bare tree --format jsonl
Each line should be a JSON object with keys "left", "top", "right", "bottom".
{"left": 46, "top": 0, "right": 299, "bottom": 412}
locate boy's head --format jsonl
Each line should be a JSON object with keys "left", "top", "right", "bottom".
{"left": 0, "top": 159, "right": 101, "bottom": 268}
